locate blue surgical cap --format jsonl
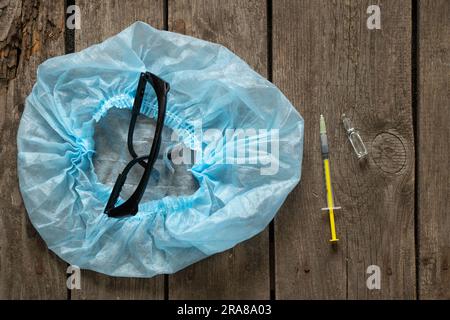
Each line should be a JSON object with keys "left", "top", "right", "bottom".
{"left": 17, "top": 22, "right": 304, "bottom": 277}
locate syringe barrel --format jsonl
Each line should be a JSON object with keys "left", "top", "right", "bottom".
{"left": 320, "top": 133, "right": 329, "bottom": 158}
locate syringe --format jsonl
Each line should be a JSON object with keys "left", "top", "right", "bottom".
{"left": 320, "top": 115, "right": 339, "bottom": 243}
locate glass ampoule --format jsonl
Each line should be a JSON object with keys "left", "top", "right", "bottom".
{"left": 341, "top": 114, "right": 368, "bottom": 159}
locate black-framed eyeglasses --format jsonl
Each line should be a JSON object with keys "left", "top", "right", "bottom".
{"left": 104, "top": 72, "right": 170, "bottom": 218}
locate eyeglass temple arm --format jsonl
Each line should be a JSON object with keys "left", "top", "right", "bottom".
{"left": 127, "top": 73, "right": 148, "bottom": 167}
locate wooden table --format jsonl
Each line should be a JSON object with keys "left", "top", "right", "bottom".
{"left": 0, "top": 0, "right": 448, "bottom": 299}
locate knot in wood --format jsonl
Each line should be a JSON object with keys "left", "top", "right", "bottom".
{"left": 371, "top": 132, "right": 407, "bottom": 174}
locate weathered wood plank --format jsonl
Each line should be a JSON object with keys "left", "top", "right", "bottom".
{"left": 0, "top": 0, "right": 20, "bottom": 80}
{"left": 418, "top": 0, "right": 450, "bottom": 300}
{"left": 167, "top": 0, "right": 270, "bottom": 299}
{"left": 0, "top": 0, "right": 67, "bottom": 299}
{"left": 72, "top": 0, "right": 165, "bottom": 300}
{"left": 273, "top": 0, "right": 415, "bottom": 299}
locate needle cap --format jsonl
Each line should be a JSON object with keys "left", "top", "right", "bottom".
{"left": 320, "top": 114, "right": 327, "bottom": 134}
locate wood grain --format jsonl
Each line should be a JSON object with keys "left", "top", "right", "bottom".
{"left": 273, "top": 0, "right": 415, "bottom": 299}
{"left": 167, "top": 0, "right": 270, "bottom": 299}
{"left": 0, "top": 0, "right": 67, "bottom": 299}
{"left": 3, "top": 0, "right": 449, "bottom": 300}
{"left": 418, "top": 0, "right": 450, "bottom": 300}
{"left": 71, "top": 0, "right": 165, "bottom": 300}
